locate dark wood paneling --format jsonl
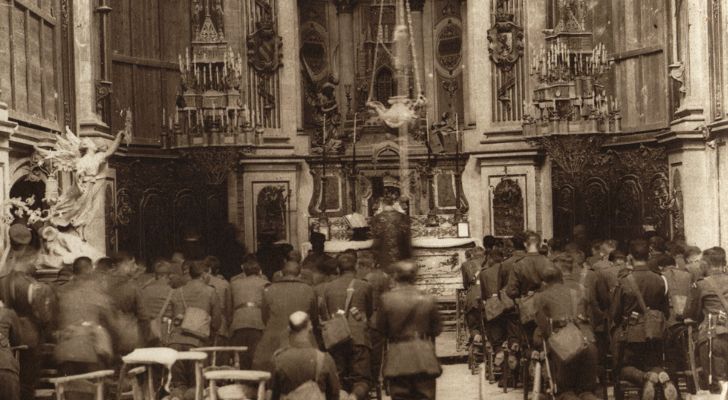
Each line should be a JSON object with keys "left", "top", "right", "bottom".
{"left": 0, "top": 3, "right": 12, "bottom": 106}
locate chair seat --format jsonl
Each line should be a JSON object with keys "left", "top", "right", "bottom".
{"left": 205, "top": 370, "right": 271, "bottom": 382}
{"left": 122, "top": 347, "right": 207, "bottom": 368}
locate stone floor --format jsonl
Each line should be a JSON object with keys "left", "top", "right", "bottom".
{"left": 380, "top": 363, "right": 524, "bottom": 400}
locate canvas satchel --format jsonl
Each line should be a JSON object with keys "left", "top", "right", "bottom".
{"left": 517, "top": 292, "right": 538, "bottom": 324}
{"left": 624, "top": 274, "right": 665, "bottom": 341}
{"left": 282, "top": 351, "right": 326, "bottom": 400}
{"left": 321, "top": 280, "right": 355, "bottom": 350}
{"left": 179, "top": 288, "right": 212, "bottom": 340}
{"left": 149, "top": 289, "right": 173, "bottom": 344}
{"left": 483, "top": 263, "right": 513, "bottom": 321}
{"left": 547, "top": 289, "right": 589, "bottom": 363}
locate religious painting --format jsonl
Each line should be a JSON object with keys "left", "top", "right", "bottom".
{"left": 491, "top": 177, "right": 525, "bottom": 237}
{"left": 254, "top": 183, "right": 289, "bottom": 248}
{"left": 435, "top": 172, "right": 457, "bottom": 210}
{"left": 316, "top": 175, "right": 342, "bottom": 213}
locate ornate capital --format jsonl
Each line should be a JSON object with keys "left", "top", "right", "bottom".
{"left": 409, "top": 0, "right": 426, "bottom": 12}
{"left": 333, "top": 0, "right": 357, "bottom": 14}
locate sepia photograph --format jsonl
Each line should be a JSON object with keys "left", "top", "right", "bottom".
{"left": 0, "top": 0, "right": 726, "bottom": 399}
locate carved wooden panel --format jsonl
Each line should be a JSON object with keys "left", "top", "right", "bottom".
{"left": 413, "top": 249, "right": 464, "bottom": 298}
{"left": 550, "top": 144, "right": 671, "bottom": 244}
{"left": 254, "top": 183, "right": 289, "bottom": 246}
{"left": 491, "top": 178, "right": 525, "bottom": 237}
{"left": 111, "top": 157, "right": 227, "bottom": 264}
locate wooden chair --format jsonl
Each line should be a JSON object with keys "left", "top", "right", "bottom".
{"left": 47, "top": 370, "right": 116, "bottom": 400}
{"left": 121, "top": 348, "right": 208, "bottom": 400}
{"left": 204, "top": 370, "right": 270, "bottom": 400}
{"left": 192, "top": 346, "right": 248, "bottom": 371}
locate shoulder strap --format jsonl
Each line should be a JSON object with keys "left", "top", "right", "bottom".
{"left": 156, "top": 289, "right": 174, "bottom": 320}
{"left": 344, "top": 279, "right": 356, "bottom": 316}
{"left": 180, "top": 287, "right": 188, "bottom": 309}
{"left": 569, "top": 288, "right": 579, "bottom": 319}
{"left": 705, "top": 277, "right": 728, "bottom": 314}
{"left": 314, "top": 350, "right": 324, "bottom": 382}
{"left": 625, "top": 274, "right": 648, "bottom": 313}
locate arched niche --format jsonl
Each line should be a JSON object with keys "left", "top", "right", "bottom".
{"left": 492, "top": 178, "right": 525, "bottom": 237}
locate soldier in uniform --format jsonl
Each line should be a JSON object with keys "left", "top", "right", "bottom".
{"left": 253, "top": 261, "right": 317, "bottom": 373}
{"left": 361, "top": 251, "right": 392, "bottom": 391}
{"left": 6, "top": 224, "right": 38, "bottom": 274}
{"left": 230, "top": 258, "right": 269, "bottom": 370}
{"left": 686, "top": 247, "right": 728, "bottom": 393}
{"left": 138, "top": 259, "right": 174, "bottom": 346}
{"left": 654, "top": 254, "right": 693, "bottom": 384}
{"left": 535, "top": 254, "right": 599, "bottom": 400}
{"left": 610, "top": 240, "right": 673, "bottom": 400}
{"left": 55, "top": 257, "right": 121, "bottom": 400}
{"left": 270, "top": 311, "right": 340, "bottom": 400}
{"left": 506, "top": 231, "right": 552, "bottom": 344}
{"left": 378, "top": 260, "right": 442, "bottom": 400}
{"left": 479, "top": 248, "right": 508, "bottom": 346}
{"left": 461, "top": 247, "right": 486, "bottom": 345}
{"left": 0, "top": 300, "right": 22, "bottom": 400}
{"left": 202, "top": 256, "right": 232, "bottom": 346}
{"left": 499, "top": 233, "right": 527, "bottom": 342}
{"left": 322, "top": 252, "right": 373, "bottom": 399}
{"left": 168, "top": 262, "right": 222, "bottom": 399}
{"left": 684, "top": 246, "right": 704, "bottom": 282}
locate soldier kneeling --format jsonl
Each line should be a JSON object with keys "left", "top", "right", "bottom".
{"left": 534, "top": 254, "right": 599, "bottom": 400}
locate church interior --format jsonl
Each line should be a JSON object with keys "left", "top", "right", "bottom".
{"left": 0, "top": 0, "right": 728, "bottom": 398}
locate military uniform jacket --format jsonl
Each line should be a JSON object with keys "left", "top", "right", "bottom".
{"left": 323, "top": 273, "right": 373, "bottom": 348}
{"left": 271, "top": 339, "right": 340, "bottom": 400}
{"left": 208, "top": 275, "right": 232, "bottom": 337}
{"left": 686, "top": 272, "right": 728, "bottom": 343}
{"left": 462, "top": 256, "right": 486, "bottom": 312}
{"left": 139, "top": 278, "right": 174, "bottom": 321}
{"left": 55, "top": 277, "right": 119, "bottom": 364}
{"left": 662, "top": 266, "right": 692, "bottom": 327}
{"left": 101, "top": 272, "right": 143, "bottom": 316}
{"left": 377, "top": 284, "right": 442, "bottom": 377}
{"left": 254, "top": 276, "right": 318, "bottom": 372}
{"left": 365, "top": 270, "right": 392, "bottom": 330}
{"left": 230, "top": 274, "right": 269, "bottom": 332}
{"left": 0, "top": 306, "right": 20, "bottom": 374}
{"left": 609, "top": 264, "right": 669, "bottom": 337}
{"left": 594, "top": 261, "right": 623, "bottom": 314}
{"left": 534, "top": 280, "right": 595, "bottom": 342}
{"left": 169, "top": 278, "right": 222, "bottom": 347}
{"left": 506, "top": 252, "right": 551, "bottom": 299}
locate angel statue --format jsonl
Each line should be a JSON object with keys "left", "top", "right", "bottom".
{"left": 35, "top": 111, "right": 132, "bottom": 240}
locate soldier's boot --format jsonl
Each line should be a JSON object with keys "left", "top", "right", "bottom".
{"left": 657, "top": 370, "right": 679, "bottom": 400}
{"left": 641, "top": 371, "right": 660, "bottom": 400}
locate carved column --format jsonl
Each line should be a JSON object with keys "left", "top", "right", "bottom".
{"left": 673, "top": 0, "right": 709, "bottom": 125}
{"left": 278, "top": 0, "right": 301, "bottom": 137}
{"left": 334, "top": 1, "right": 357, "bottom": 114}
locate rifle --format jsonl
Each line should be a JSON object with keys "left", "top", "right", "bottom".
{"left": 542, "top": 339, "right": 557, "bottom": 396}
{"left": 686, "top": 320, "right": 701, "bottom": 392}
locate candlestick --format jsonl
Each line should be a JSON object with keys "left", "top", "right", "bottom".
{"left": 162, "top": 108, "right": 166, "bottom": 126}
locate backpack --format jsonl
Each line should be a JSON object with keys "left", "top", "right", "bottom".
{"left": 282, "top": 351, "right": 326, "bottom": 400}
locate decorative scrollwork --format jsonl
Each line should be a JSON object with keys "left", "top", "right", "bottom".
{"left": 179, "top": 147, "right": 240, "bottom": 186}
{"left": 528, "top": 134, "right": 607, "bottom": 180}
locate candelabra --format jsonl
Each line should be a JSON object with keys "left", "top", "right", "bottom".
{"left": 523, "top": 31, "right": 621, "bottom": 135}
{"left": 161, "top": 46, "right": 263, "bottom": 150}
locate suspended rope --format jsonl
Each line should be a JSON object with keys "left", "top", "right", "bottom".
{"left": 367, "top": 0, "right": 387, "bottom": 105}
{"left": 366, "top": 0, "right": 427, "bottom": 129}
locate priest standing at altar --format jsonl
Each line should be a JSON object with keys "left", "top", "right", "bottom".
{"left": 370, "top": 196, "right": 412, "bottom": 271}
